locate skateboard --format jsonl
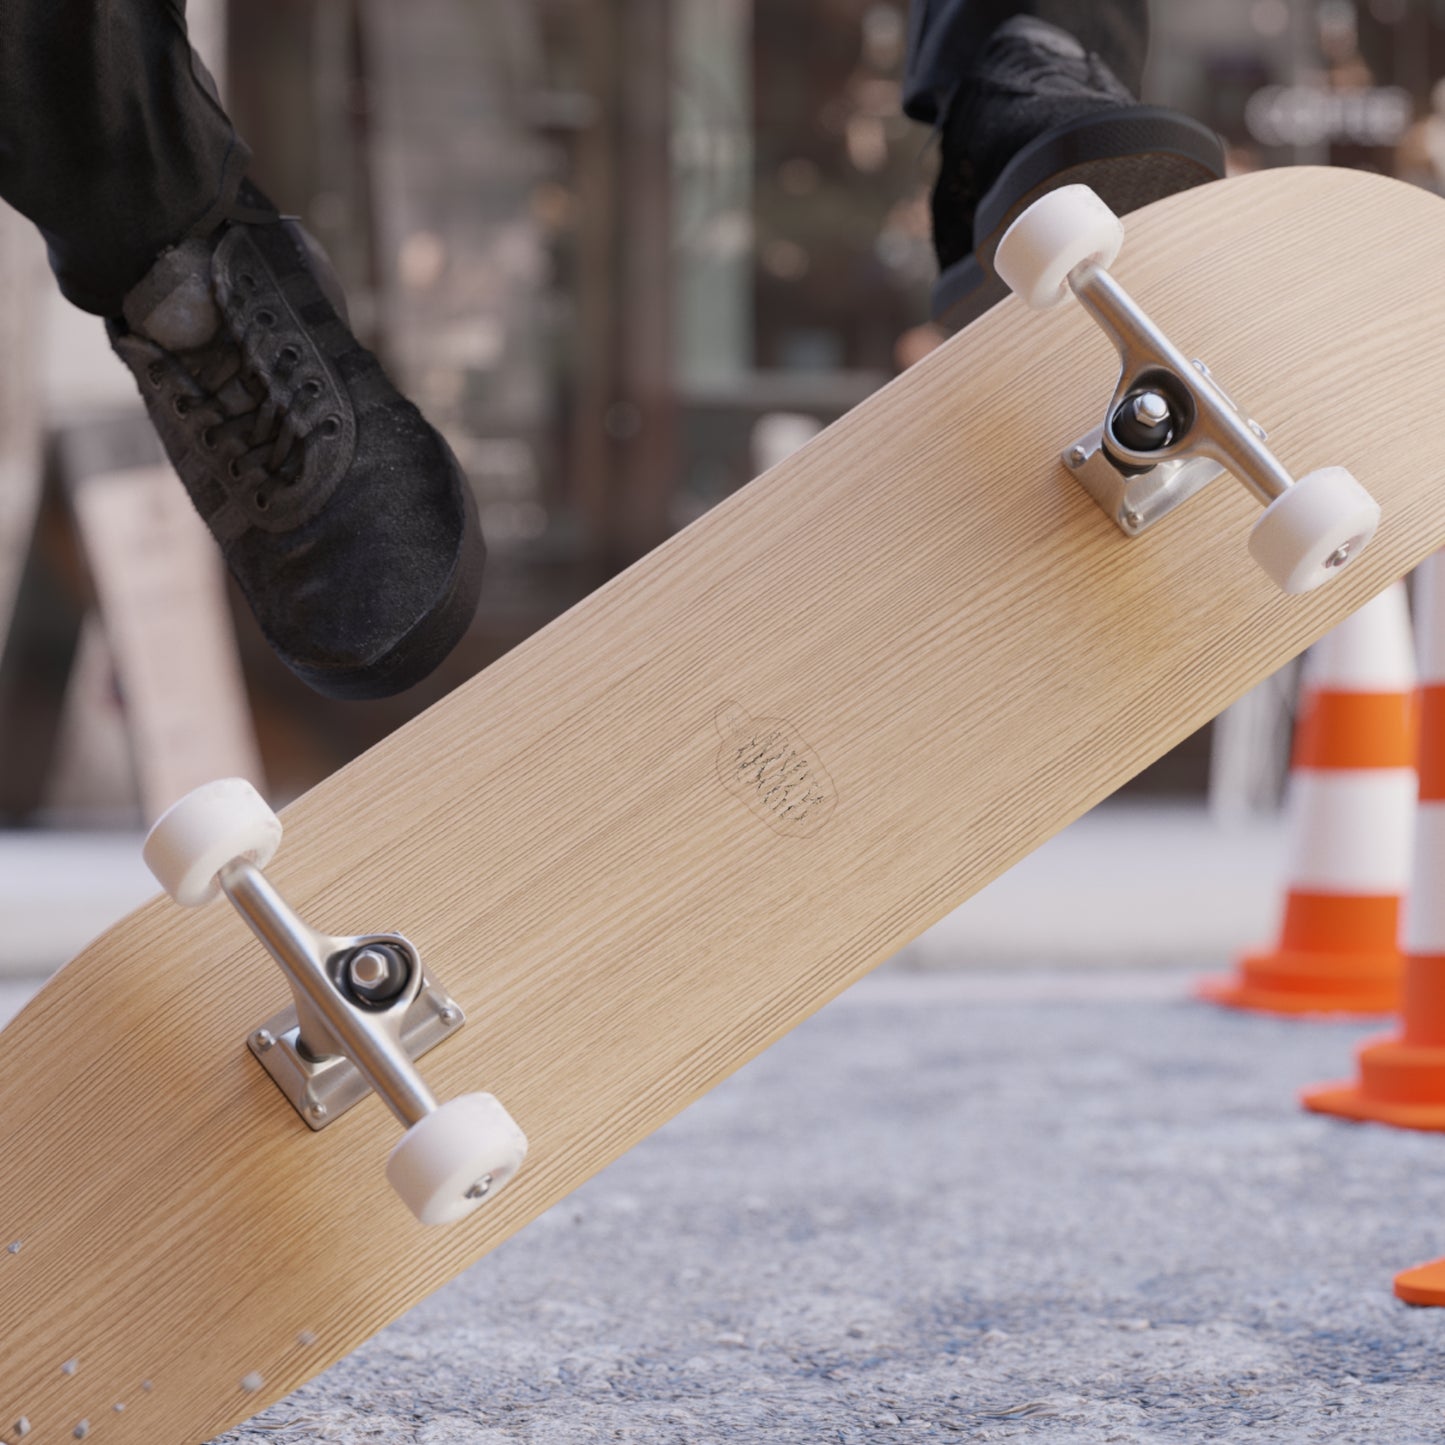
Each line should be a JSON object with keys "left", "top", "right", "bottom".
{"left": 6, "top": 166, "right": 1445, "bottom": 1443}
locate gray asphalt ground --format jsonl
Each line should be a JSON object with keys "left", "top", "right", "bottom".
{"left": 8, "top": 968, "right": 1445, "bottom": 1443}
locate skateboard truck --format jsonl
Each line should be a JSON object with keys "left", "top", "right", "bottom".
{"left": 227, "top": 876, "right": 461, "bottom": 1137}
{"left": 143, "top": 778, "right": 528, "bottom": 1226}
{"left": 994, "top": 185, "right": 1382, "bottom": 594}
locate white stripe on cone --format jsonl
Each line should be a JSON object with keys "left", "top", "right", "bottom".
{"left": 1417, "top": 556, "right": 1445, "bottom": 685}
{"left": 1405, "top": 552, "right": 1445, "bottom": 955}
{"left": 1303, "top": 581, "right": 1414, "bottom": 692}
{"left": 1404, "top": 802, "right": 1445, "bottom": 954}
{"left": 1286, "top": 769, "right": 1418, "bottom": 894}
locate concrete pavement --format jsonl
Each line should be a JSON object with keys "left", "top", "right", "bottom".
{"left": 9, "top": 968, "right": 1428, "bottom": 1444}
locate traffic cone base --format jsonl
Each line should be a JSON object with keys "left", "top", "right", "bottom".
{"left": 1200, "top": 584, "right": 1416, "bottom": 1019}
{"left": 1303, "top": 1035, "right": 1445, "bottom": 1128}
{"left": 1395, "top": 1259, "right": 1445, "bottom": 1306}
{"left": 1196, "top": 943, "right": 1402, "bottom": 1016}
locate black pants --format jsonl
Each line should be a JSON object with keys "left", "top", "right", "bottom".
{"left": 904, "top": 0, "right": 1149, "bottom": 127}
{"left": 0, "top": 1, "right": 1144, "bottom": 317}
{"left": 0, "top": 0, "right": 247, "bottom": 315}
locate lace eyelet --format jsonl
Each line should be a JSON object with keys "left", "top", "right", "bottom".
{"left": 146, "top": 364, "right": 164, "bottom": 387}
{"left": 238, "top": 271, "right": 257, "bottom": 290}
{"left": 278, "top": 345, "right": 301, "bottom": 368}
{"left": 201, "top": 426, "right": 218, "bottom": 451}
{"left": 172, "top": 397, "right": 190, "bottom": 417}
{"left": 319, "top": 415, "right": 342, "bottom": 439}
{"left": 254, "top": 491, "right": 269, "bottom": 511}
{"left": 227, "top": 459, "right": 242, "bottom": 481}
{"left": 255, "top": 308, "right": 276, "bottom": 328}
{"left": 301, "top": 379, "right": 323, "bottom": 399}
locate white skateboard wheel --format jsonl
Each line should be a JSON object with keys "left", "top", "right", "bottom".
{"left": 1248, "top": 466, "right": 1380, "bottom": 594}
{"left": 994, "top": 184, "right": 1124, "bottom": 310}
{"left": 387, "top": 1092, "right": 528, "bottom": 1226}
{"left": 143, "top": 778, "right": 283, "bottom": 907}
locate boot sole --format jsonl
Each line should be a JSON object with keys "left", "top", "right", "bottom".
{"left": 286, "top": 445, "right": 486, "bottom": 701}
{"left": 931, "top": 106, "right": 1226, "bottom": 330}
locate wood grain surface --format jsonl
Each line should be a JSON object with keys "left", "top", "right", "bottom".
{"left": 5, "top": 167, "right": 1445, "bottom": 1444}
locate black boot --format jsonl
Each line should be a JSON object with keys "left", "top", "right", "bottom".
{"left": 931, "top": 15, "right": 1224, "bottom": 328}
{"left": 107, "top": 182, "right": 484, "bottom": 700}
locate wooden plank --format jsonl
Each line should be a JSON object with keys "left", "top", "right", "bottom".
{"left": 0, "top": 478, "right": 90, "bottom": 821}
{"left": 40, "top": 616, "right": 141, "bottom": 825}
{"left": 69, "top": 465, "right": 264, "bottom": 821}
{"left": 3, "top": 168, "right": 1445, "bottom": 1443}
{"left": 0, "top": 208, "right": 46, "bottom": 648}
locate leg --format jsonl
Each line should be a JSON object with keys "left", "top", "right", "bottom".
{"left": 0, "top": 0, "right": 250, "bottom": 315}
{"left": 0, "top": 3, "right": 485, "bottom": 699}
{"left": 904, "top": 0, "right": 1149, "bottom": 127}
{"left": 904, "top": 0, "right": 1223, "bottom": 330}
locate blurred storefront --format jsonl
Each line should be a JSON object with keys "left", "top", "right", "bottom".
{"left": 4, "top": 0, "right": 1444, "bottom": 821}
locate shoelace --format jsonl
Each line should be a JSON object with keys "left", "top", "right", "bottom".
{"left": 150, "top": 323, "right": 328, "bottom": 512}
{"left": 967, "top": 25, "right": 1131, "bottom": 106}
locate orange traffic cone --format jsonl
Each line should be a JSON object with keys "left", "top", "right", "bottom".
{"left": 1305, "top": 555, "right": 1445, "bottom": 1126}
{"left": 1198, "top": 583, "right": 1416, "bottom": 1015}
{"left": 1395, "top": 1259, "right": 1445, "bottom": 1306}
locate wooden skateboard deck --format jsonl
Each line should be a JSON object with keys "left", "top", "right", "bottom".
{"left": 7, "top": 166, "right": 1445, "bottom": 1443}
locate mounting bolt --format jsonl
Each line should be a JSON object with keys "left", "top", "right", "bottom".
{"left": 440, "top": 1006, "right": 461, "bottom": 1026}
{"left": 342, "top": 943, "right": 410, "bottom": 1006}
{"left": 1068, "top": 445, "right": 1087, "bottom": 467}
{"left": 347, "top": 948, "right": 391, "bottom": 990}
{"left": 466, "top": 1174, "right": 494, "bottom": 1202}
{"left": 1131, "top": 392, "right": 1170, "bottom": 428}
{"left": 1122, "top": 507, "right": 1144, "bottom": 530}
{"left": 1111, "top": 389, "right": 1174, "bottom": 453}
{"left": 1324, "top": 542, "right": 1353, "bottom": 570}
{"left": 253, "top": 1030, "right": 275, "bottom": 1053}
{"left": 308, "top": 1102, "right": 328, "bottom": 1123}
